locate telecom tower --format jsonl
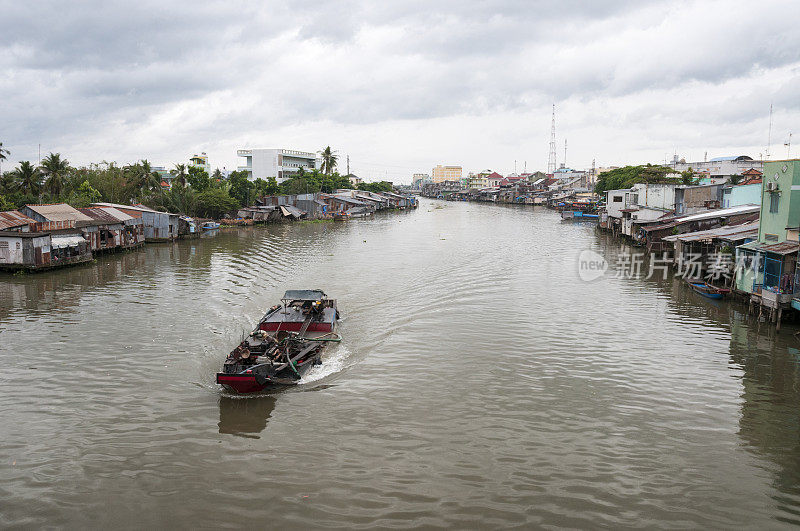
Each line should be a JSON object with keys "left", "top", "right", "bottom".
{"left": 547, "top": 104, "right": 557, "bottom": 174}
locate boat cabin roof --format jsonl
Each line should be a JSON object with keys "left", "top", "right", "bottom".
{"left": 282, "top": 289, "right": 326, "bottom": 302}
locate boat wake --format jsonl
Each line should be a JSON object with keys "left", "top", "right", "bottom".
{"left": 299, "top": 344, "right": 351, "bottom": 384}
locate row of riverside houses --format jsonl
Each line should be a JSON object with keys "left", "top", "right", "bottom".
{"left": 234, "top": 190, "right": 417, "bottom": 223}
{"left": 419, "top": 169, "right": 595, "bottom": 206}
{"left": 0, "top": 202, "right": 200, "bottom": 272}
{"left": 599, "top": 158, "right": 800, "bottom": 327}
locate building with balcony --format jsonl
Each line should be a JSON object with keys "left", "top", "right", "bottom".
{"left": 431, "top": 165, "right": 462, "bottom": 184}
{"left": 237, "top": 148, "right": 321, "bottom": 182}
{"left": 189, "top": 153, "right": 211, "bottom": 176}
{"left": 735, "top": 159, "right": 800, "bottom": 303}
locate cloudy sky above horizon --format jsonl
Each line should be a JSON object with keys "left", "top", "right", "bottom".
{"left": 1, "top": 0, "right": 799, "bottom": 183}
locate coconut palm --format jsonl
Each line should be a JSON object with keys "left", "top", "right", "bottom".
{"left": 139, "top": 159, "right": 161, "bottom": 193}
{"left": 9, "top": 161, "right": 42, "bottom": 195}
{"left": 171, "top": 163, "right": 188, "bottom": 187}
{"left": 0, "top": 142, "right": 9, "bottom": 178}
{"left": 40, "top": 153, "right": 70, "bottom": 198}
{"left": 319, "top": 146, "right": 338, "bottom": 175}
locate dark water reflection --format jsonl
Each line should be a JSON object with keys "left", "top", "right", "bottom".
{"left": 218, "top": 395, "right": 278, "bottom": 438}
{"left": 3, "top": 201, "right": 800, "bottom": 527}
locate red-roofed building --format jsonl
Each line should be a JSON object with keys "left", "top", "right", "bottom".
{"left": 487, "top": 172, "right": 504, "bottom": 187}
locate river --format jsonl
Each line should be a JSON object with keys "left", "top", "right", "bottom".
{"left": 2, "top": 198, "right": 800, "bottom": 528}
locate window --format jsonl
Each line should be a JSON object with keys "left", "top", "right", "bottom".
{"left": 770, "top": 193, "right": 780, "bottom": 213}
{"left": 0, "top": 241, "right": 8, "bottom": 260}
{"left": 765, "top": 233, "right": 779, "bottom": 242}
{"left": 613, "top": 196, "right": 623, "bottom": 203}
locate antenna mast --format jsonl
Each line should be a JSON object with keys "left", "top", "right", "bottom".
{"left": 564, "top": 139, "right": 567, "bottom": 168}
{"left": 767, "top": 104, "right": 773, "bottom": 160}
{"left": 547, "top": 104, "right": 557, "bottom": 174}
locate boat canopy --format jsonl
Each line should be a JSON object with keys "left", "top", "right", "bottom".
{"left": 282, "top": 289, "right": 326, "bottom": 301}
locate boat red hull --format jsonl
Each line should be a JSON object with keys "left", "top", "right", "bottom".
{"left": 259, "top": 322, "right": 333, "bottom": 332}
{"left": 216, "top": 374, "right": 269, "bottom": 394}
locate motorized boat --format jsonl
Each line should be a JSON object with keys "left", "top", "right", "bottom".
{"left": 216, "top": 290, "right": 340, "bottom": 394}
{"left": 687, "top": 280, "right": 730, "bottom": 299}
{"left": 202, "top": 221, "right": 221, "bottom": 230}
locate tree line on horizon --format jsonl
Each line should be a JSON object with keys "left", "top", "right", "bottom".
{"left": 0, "top": 143, "right": 394, "bottom": 219}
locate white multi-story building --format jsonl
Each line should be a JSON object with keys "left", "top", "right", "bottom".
{"left": 237, "top": 148, "right": 321, "bottom": 182}
{"left": 670, "top": 155, "right": 763, "bottom": 181}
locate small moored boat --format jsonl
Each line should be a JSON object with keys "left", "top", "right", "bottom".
{"left": 202, "top": 221, "right": 221, "bottom": 230}
{"left": 216, "top": 290, "right": 340, "bottom": 394}
{"left": 686, "top": 280, "right": 730, "bottom": 299}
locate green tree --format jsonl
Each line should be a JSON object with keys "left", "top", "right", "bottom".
{"left": 0, "top": 194, "right": 14, "bottom": 211}
{"left": 729, "top": 173, "right": 742, "bottom": 185}
{"left": 67, "top": 180, "right": 102, "bottom": 208}
{"left": 40, "top": 152, "right": 71, "bottom": 198}
{"left": 9, "top": 161, "right": 42, "bottom": 196}
{"left": 319, "top": 146, "right": 338, "bottom": 175}
{"left": 594, "top": 164, "right": 677, "bottom": 195}
{"left": 252, "top": 177, "right": 279, "bottom": 198}
{"left": 228, "top": 170, "right": 252, "bottom": 207}
{"left": 681, "top": 168, "right": 695, "bottom": 185}
{"left": 358, "top": 181, "right": 393, "bottom": 193}
{"left": 186, "top": 166, "right": 211, "bottom": 192}
{"left": 195, "top": 188, "right": 238, "bottom": 218}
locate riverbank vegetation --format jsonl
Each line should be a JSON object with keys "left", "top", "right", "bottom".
{"left": 594, "top": 164, "right": 694, "bottom": 195}
{"left": 0, "top": 145, "right": 393, "bottom": 218}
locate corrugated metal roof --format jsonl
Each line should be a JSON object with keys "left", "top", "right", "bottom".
{"left": 739, "top": 240, "right": 800, "bottom": 255}
{"left": 26, "top": 203, "right": 93, "bottom": 222}
{"left": 661, "top": 222, "right": 759, "bottom": 242}
{"left": 640, "top": 205, "right": 760, "bottom": 232}
{"left": 97, "top": 206, "right": 135, "bottom": 222}
{"left": 0, "top": 210, "right": 35, "bottom": 230}
{"left": 78, "top": 207, "right": 125, "bottom": 224}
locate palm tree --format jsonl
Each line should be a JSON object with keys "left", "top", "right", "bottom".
{"left": 9, "top": 161, "right": 42, "bottom": 195}
{"left": 0, "top": 142, "right": 9, "bottom": 178}
{"left": 171, "top": 163, "right": 188, "bottom": 187}
{"left": 319, "top": 146, "right": 338, "bottom": 175}
{"left": 139, "top": 159, "right": 161, "bottom": 193}
{"left": 40, "top": 153, "right": 70, "bottom": 198}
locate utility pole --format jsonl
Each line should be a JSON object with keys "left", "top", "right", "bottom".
{"left": 38, "top": 144, "right": 41, "bottom": 165}
{"left": 547, "top": 103, "right": 557, "bottom": 174}
{"left": 786, "top": 132, "right": 793, "bottom": 158}
{"left": 514, "top": 160, "right": 517, "bottom": 174}
{"left": 564, "top": 139, "right": 567, "bottom": 168}
{"left": 347, "top": 155, "right": 350, "bottom": 176}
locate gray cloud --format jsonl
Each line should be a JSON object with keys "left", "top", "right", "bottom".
{"left": 0, "top": 0, "right": 799, "bottom": 176}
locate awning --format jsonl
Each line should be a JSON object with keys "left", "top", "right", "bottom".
{"left": 279, "top": 205, "right": 306, "bottom": 219}
{"left": 51, "top": 235, "right": 87, "bottom": 249}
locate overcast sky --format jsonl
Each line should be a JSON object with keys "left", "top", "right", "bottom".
{"left": 1, "top": 0, "right": 799, "bottom": 183}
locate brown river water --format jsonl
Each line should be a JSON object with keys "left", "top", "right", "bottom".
{"left": 2, "top": 198, "right": 800, "bottom": 528}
